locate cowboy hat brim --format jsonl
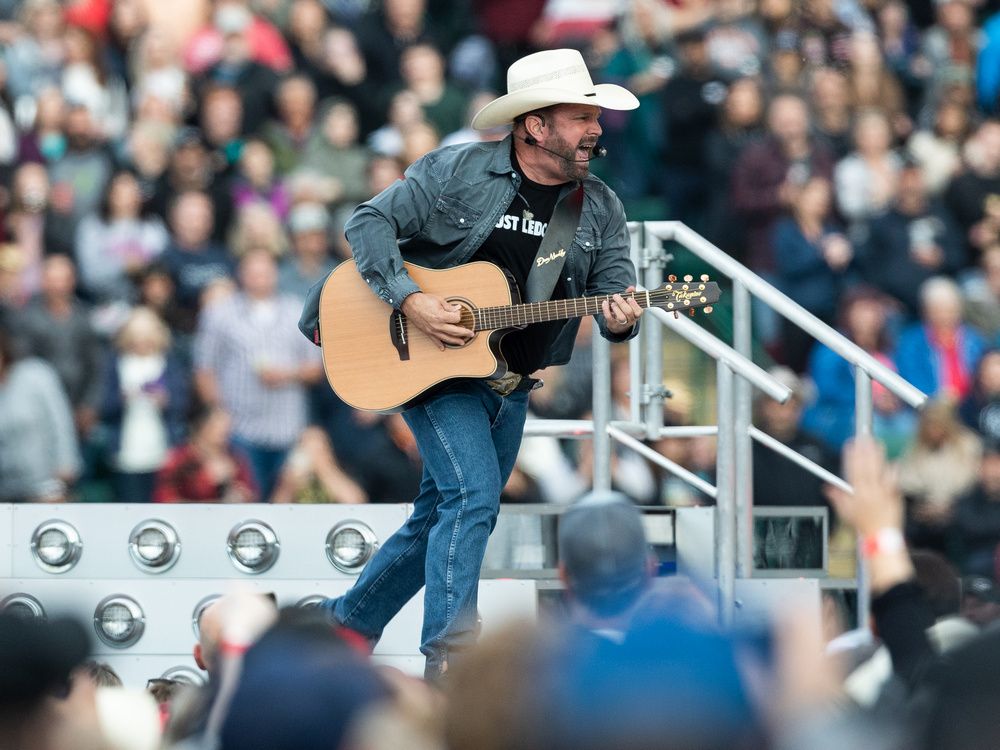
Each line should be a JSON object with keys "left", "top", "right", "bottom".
{"left": 471, "top": 83, "right": 639, "bottom": 131}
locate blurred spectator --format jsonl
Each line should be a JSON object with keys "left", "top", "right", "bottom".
{"left": 945, "top": 119, "right": 1000, "bottom": 260}
{"left": 730, "top": 92, "right": 836, "bottom": 273}
{"left": 0, "top": 322, "right": 80, "bottom": 502}
{"left": 752, "top": 366, "right": 837, "bottom": 507}
{"left": 194, "top": 249, "right": 322, "bottom": 498}
{"left": 861, "top": 162, "right": 964, "bottom": 316}
{"left": 219, "top": 606, "right": 389, "bottom": 750}
{"left": 198, "top": 83, "right": 245, "bottom": 169}
{"left": 773, "top": 176, "right": 855, "bottom": 371}
{"left": 959, "top": 574, "right": 1000, "bottom": 627}
{"left": 279, "top": 201, "right": 336, "bottom": 300}
{"left": 14, "top": 255, "right": 104, "bottom": 439}
{"left": 60, "top": 25, "right": 129, "bottom": 141}
{"left": 74, "top": 168, "right": 169, "bottom": 304}
{"left": 958, "top": 348, "right": 1000, "bottom": 435}
{"left": 898, "top": 399, "right": 982, "bottom": 551}
{"left": 232, "top": 139, "right": 291, "bottom": 221}
{"left": 950, "top": 441, "right": 1000, "bottom": 576}
{"left": 876, "top": 0, "right": 926, "bottom": 111}
{"left": 398, "top": 43, "right": 467, "bottom": 140}
{"left": 130, "top": 29, "right": 188, "bottom": 119}
{"left": 199, "top": 9, "right": 280, "bottom": 136}
{"left": 100, "top": 307, "right": 188, "bottom": 503}
{"left": 228, "top": 202, "right": 289, "bottom": 259}
{"left": 834, "top": 107, "right": 903, "bottom": 240}
{"left": 262, "top": 74, "right": 317, "bottom": 175}
{"left": 703, "top": 76, "right": 764, "bottom": 251}
{"left": 271, "top": 426, "right": 367, "bottom": 503}
{"left": 921, "top": 0, "right": 980, "bottom": 103}
{"left": 355, "top": 0, "right": 436, "bottom": 86}
{"left": 79, "top": 661, "right": 122, "bottom": 688}
{"left": 47, "top": 104, "right": 114, "bottom": 256}
{"left": 557, "top": 490, "right": 653, "bottom": 635}
{"left": 809, "top": 66, "right": 853, "bottom": 159}
{"left": 895, "top": 276, "right": 987, "bottom": 400}
{"left": 284, "top": 0, "right": 329, "bottom": 79}
{"left": 2, "top": 0, "right": 65, "bottom": 102}
{"left": 440, "top": 90, "right": 508, "bottom": 147}
{"left": 962, "top": 245, "right": 1000, "bottom": 340}
{"left": 399, "top": 119, "right": 440, "bottom": 166}
{"left": 368, "top": 88, "right": 427, "bottom": 158}
{"left": 846, "top": 32, "right": 910, "bottom": 139}
{"left": 3, "top": 161, "right": 55, "bottom": 304}
{"left": 15, "top": 85, "right": 65, "bottom": 165}
{"left": 153, "top": 405, "right": 258, "bottom": 503}
{"left": 161, "top": 190, "right": 233, "bottom": 321}
{"left": 907, "top": 99, "right": 971, "bottom": 195}
{"left": 705, "top": 0, "right": 767, "bottom": 80}
{"left": 184, "top": 0, "right": 293, "bottom": 75}
{"left": 658, "top": 25, "right": 725, "bottom": 233}
{"left": 804, "top": 287, "right": 915, "bottom": 457}
{"left": 313, "top": 26, "right": 382, "bottom": 137}
{"left": 302, "top": 99, "right": 371, "bottom": 207}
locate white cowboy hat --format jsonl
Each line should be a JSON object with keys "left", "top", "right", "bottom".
{"left": 471, "top": 48, "right": 639, "bottom": 131}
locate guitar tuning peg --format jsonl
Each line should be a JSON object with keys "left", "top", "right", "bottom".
{"left": 668, "top": 274, "right": 677, "bottom": 282}
{"left": 683, "top": 274, "right": 693, "bottom": 282}
{"left": 704, "top": 306, "right": 714, "bottom": 314}
{"left": 672, "top": 311, "right": 679, "bottom": 319}
{"left": 689, "top": 308, "right": 695, "bottom": 317}
{"left": 700, "top": 274, "right": 709, "bottom": 282}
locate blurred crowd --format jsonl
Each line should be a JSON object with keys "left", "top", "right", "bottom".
{"left": 0, "top": 0, "right": 998, "bottom": 547}
{"left": 3, "top": 447, "right": 1000, "bottom": 750}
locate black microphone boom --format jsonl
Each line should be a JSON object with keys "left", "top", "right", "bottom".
{"left": 522, "top": 135, "right": 607, "bottom": 161}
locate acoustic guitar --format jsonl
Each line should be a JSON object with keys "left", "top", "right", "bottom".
{"left": 319, "top": 260, "right": 721, "bottom": 413}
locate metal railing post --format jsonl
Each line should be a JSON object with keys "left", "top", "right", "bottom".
{"left": 732, "top": 281, "right": 754, "bottom": 578}
{"left": 643, "top": 236, "right": 666, "bottom": 440}
{"left": 629, "top": 224, "right": 644, "bottom": 428}
{"left": 592, "top": 323, "right": 613, "bottom": 492}
{"left": 716, "top": 362, "right": 737, "bottom": 626}
{"left": 854, "top": 366, "right": 874, "bottom": 630}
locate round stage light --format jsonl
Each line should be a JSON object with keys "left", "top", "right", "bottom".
{"left": 226, "top": 520, "right": 280, "bottom": 574}
{"left": 31, "top": 521, "right": 82, "bottom": 573}
{"left": 93, "top": 595, "right": 145, "bottom": 648}
{"left": 128, "top": 520, "right": 181, "bottom": 573}
{"left": 326, "top": 521, "right": 377, "bottom": 573}
{"left": 0, "top": 593, "right": 46, "bottom": 622}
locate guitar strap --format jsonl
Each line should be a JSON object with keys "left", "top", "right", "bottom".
{"left": 524, "top": 184, "right": 584, "bottom": 303}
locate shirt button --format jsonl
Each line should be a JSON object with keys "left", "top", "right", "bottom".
{"left": 388, "top": 298, "right": 394, "bottom": 303}
{"left": 459, "top": 218, "right": 465, "bottom": 224}
{"left": 585, "top": 242, "right": 591, "bottom": 246}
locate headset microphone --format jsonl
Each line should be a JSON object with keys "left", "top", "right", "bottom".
{"left": 523, "top": 135, "right": 607, "bottom": 161}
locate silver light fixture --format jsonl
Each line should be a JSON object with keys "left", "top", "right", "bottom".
{"left": 0, "top": 593, "right": 46, "bottom": 621}
{"left": 30, "top": 520, "right": 83, "bottom": 573}
{"left": 93, "top": 595, "right": 145, "bottom": 648}
{"left": 128, "top": 519, "right": 181, "bottom": 573}
{"left": 226, "top": 520, "right": 279, "bottom": 574}
{"left": 326, "top": 521, "right": 378, "bottom": 573}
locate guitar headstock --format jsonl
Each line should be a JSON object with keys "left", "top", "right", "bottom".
{"left": 650, "top": 274, "right": 721, "bottom": 317}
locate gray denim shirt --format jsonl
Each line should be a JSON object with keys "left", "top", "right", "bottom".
{"left": 299, "top": 135, "right": 638, "bottom": 368}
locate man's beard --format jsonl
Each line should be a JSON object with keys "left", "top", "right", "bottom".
{"left": 546, "top": 132, "right": 595, "bottom": 181}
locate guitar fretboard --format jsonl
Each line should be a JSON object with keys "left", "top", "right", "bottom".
{"left": 470, "top": 286, "right": 710, "bottom": 331}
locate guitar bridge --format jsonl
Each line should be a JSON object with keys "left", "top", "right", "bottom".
{"left": 389, "top": 310, "right": 410, "bottom": 361}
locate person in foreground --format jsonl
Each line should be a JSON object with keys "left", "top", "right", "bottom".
{"left": 300, "top": 48, "right": 641, "bottom": 679}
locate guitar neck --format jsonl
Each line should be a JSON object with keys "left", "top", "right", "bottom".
{"left": 472, "top": 291, "right": 651, "bottom": 331}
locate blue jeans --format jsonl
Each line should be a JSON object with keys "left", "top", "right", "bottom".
{"left": 323, "top": 380, "right": 529, "bottom": 678}
{"left": 229, "top": 435, "right": 289, "bottom": 502}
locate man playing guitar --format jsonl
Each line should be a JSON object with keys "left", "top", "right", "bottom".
{"left": 299, "top": 48, "right": 641, "bottom": 680}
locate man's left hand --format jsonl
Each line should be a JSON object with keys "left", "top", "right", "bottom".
{"left": 602, "top": 287, "right": 642, "bottom": 335}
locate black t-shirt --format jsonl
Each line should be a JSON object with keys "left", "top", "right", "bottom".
{"left": 472, "top": 153, "right": 571, "bottom": 375}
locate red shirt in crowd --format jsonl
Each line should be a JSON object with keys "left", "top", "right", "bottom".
{"left": 152, "top": 445, "right": 258, "bottom": 503}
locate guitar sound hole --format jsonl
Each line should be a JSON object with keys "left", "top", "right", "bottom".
{"left": 444, "top": 298, "right": 477, "bottom": 349}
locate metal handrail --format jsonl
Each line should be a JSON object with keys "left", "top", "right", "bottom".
{"left": 648, "top": 222, "right": 928, "bottom": 409}
{"left": 643, "top": 304, "right": 792, "bottom": 403}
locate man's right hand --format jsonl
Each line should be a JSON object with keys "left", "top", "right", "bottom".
{"left": 401, "top": 293, "right": 473, "bottom": 350}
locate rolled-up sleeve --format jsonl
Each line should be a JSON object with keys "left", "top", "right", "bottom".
{"left": 345, "top": 152, "right": 446, "bottom": 309}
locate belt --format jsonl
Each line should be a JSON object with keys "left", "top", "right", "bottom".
{"left": 485, "top": 372, "right": 542, "bottom": 396}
